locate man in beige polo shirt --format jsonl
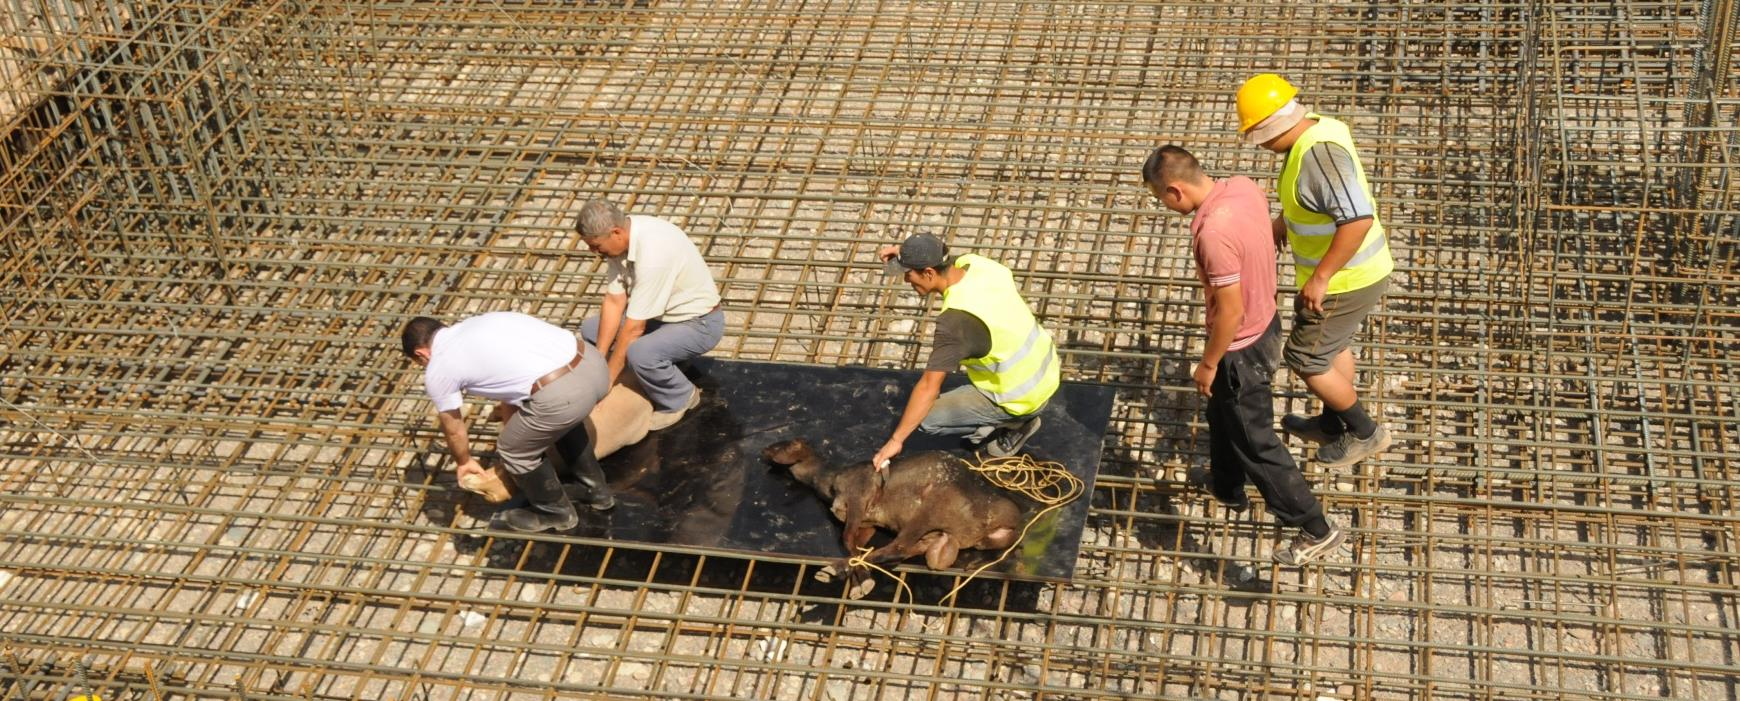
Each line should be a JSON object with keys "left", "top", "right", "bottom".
{"left": 575, "top": 199, "right": 724, "bottom": 430}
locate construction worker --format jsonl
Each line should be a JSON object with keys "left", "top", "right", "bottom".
{"left": 870, "top": 233, "right": 1060, "bottom": 470}
{"left": 401, "top": 312, "right": 614, "bottom": 533}
{"left": 1236, "top": 74, "right": 1394, "bottom": 468}
{"left": 1143, "top": 145, "right": 1343, "bottom": 565}
{"left": 574, "top": 199, "right": 725, "bottom": 431}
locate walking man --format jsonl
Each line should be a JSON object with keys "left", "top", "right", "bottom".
{"left": 1145, "top": 145, "right": 1344, "bottom": 565}
{"left": 1236, "top": 73, "right": 1394, "bottom": 467}
{"left": 575, "top": 199, "right": 725, "bottom": 430}
{"left": 401, "top": 311, "right": 614, "bottom": 533}
{"left": 870, "top": 233, "right": 1059, "bottom": 470}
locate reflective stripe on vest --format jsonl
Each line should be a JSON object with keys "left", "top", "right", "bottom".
{"left": 963, "top": 325, "right": 1043, "bottom": 374}
{"left": 1278, "top": 114, "right": 1395, "bottom": 295}
{"left": 982, "top": 346, "right": 1058, "bottom": 405}
{"left": 1294, "top": 231, "right": 1389, "bottom": 268}
{"left": 938, "top": 254, "right": 1060, "bottom": 416}
{"left": 1282, "top": 218, "right": 1337, "bottom": 237}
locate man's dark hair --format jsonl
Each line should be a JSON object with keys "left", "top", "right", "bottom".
{"left": 400, "top": 316, "right": 445, "bottom": 357}
{"left": 1141, "top": 145, "right": 1208, "bottom": 188}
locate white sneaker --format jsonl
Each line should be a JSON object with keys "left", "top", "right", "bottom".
{"left": 648, "top": 387, "right": 701, "bottom": 431}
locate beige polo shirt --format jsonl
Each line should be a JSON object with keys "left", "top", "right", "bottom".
{"left": 604, "top": 215, "right": 721, "bottom": 322}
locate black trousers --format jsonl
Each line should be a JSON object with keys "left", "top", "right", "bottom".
{"left": 1207, "top": 315, "right": 1324, "bottom": 528}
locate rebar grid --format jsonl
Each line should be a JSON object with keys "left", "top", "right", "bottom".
{"left": 1, "top": 1, "right": 1737, "bottom": 699}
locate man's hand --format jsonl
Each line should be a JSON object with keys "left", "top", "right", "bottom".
{"left": 1300, "top": 275, "right": 1330, "bottom": 315}
{"left": 455, "top": 458, "right": 486, "bottom": 482}
{"left": 490, "top": 401, "right": 518, "bottom": 423}
{"left": 872, "top": 439, "right": 903, "bottom": 471}
{"left": 1193, "top": 361, "right": 1217, "bottom": 398}
{"left": 877, "top": 244, "right": 900, "bottom": 262}
{"left": 1272, "top": 215, "right": 1287, "bottom": 249}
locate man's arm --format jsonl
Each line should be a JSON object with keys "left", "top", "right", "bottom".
{"left": 607, "top": 316, "right": 648, "bottom": 384}
{"left": 435, "top": 409, "right": 483, "bottom": 477}
{"left": 1272, "top": 214, "right": 1287, "bottom": 249}
{"left": 1299, "top": 218, "right": 1373, "bottom": 313}
{"left": 871, "top": 370, "right": 947, "bottom": 468}
{"left": 596, "top": 291, "right": 628, "bottom": 357}
{"left": 1296, "top": 142, "right": 1376, "bottom": 312}
{"left": 1194, "top": 284, "right": 1245, "bottom": 397}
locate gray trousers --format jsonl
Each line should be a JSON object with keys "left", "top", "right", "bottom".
{"left": 497, "top": 341, "right": 610, "bottom": 475}
{"left": 581, "top": 309, "right": 725, "bottom": 412}
{"left": 919, "top": 384, "right": 1039, "bottom": 442}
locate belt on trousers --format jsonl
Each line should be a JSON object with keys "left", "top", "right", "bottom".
{"left": 529, "top": 339, "right": 585, "bottom": 397}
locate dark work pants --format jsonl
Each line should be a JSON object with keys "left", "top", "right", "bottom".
{"left": 1207, "top": 315, "right": 1325, "bottom": 528}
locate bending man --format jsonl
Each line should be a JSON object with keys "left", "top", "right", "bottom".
{"left": 402, "top": 311, "right": 613, "bottom": 533}
{"left": 871, "top": 233, "right": 1060, "bottom": 469}
{"left": 575, "top": 199, "right": 725, "bottom": 430}
{"left": 1145, "top": 145, "right": 1343, "bottom": 566}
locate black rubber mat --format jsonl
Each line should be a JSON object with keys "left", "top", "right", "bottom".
{"left": 567, "top": 358, "right": 1116, "bottom": 582}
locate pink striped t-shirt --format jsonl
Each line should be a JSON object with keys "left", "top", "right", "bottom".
{"left": 1190, "top": 176, "right": 1279, "bottom": 351}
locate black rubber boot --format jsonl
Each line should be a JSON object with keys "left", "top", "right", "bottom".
{"left": 490, "top": 461, "right": 579, "bottom": 533}
{"left": 554, "top": 426, "right": 616, "bottom": 511}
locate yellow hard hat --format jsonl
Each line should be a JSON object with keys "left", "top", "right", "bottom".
{"left": 1236, "top": 74, "right": 1298, "bottom": 133}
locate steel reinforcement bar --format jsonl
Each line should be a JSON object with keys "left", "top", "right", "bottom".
{"left": 1, "top": 1, "right": 1736, "bottom": 699}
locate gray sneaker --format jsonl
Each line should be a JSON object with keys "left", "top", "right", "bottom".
{"left": 1273, "top": 526, "right": 1345, "bottom": 566}
{"left": 982, "top": 416, "right": 1042, "bottom": 458}
{"left": 1282, "top": 413, "right": 1342, "bottom": 444}
{"left": 1314, "top": 424, "right": 1391, "bottom": 468}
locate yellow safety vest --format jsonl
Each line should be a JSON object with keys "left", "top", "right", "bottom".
{"left": 1278, "top": 115, "right": 1394, "bottom": 294}
{"left": 938, "top": 254, "right": 1060, "bottom": 416}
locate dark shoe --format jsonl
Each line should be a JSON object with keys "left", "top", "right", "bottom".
{"left": 490, "top": 462, "right": 579, "bottom": 532}
{"left": 1282, "top": 413, "right": 1343, "bottom": 444}
{"left": 981, "top": 416, "right": 1042, "bottom": 458}
{"left": 1314, "top": 424, "right": 1392, "bottom": 468}
{"left": 567, "top": 450, "right": 617, "bottom": 512}
{"left": 561, "top": 483, "right": 616, "bottom": 511}
{"left": 1273, "top": 526, "right": 1345, "bottom": 566}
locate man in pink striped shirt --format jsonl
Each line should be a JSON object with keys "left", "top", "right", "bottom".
{"left": 1144, "top": 145, "right": 1343, "bottom": 567}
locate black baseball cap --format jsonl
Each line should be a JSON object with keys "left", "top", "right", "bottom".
{"left": 894, "top": 233, "right": 950, "bottom": 270}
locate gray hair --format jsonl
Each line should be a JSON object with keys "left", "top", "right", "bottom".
{"left": 575, "top": 199, "right": 628, "bottom": 239}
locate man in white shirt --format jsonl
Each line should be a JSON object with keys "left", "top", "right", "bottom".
{"left": 401, "top": 312, "right": 612, "bottom": 532}
{"left": 575, "top": 199, "right": 725, "bottom": 430}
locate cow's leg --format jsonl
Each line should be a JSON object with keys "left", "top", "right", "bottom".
{"left": 922, "top": 532, "right": 960, "bottom": 569}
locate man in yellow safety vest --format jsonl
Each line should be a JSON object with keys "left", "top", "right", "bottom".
{"left": 1237, "top": 73, "right": 1394, "bottom": 468}
{"left": 870, "top": 233, "right": 1060, "bottom": 471}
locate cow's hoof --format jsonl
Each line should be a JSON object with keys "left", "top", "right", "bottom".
{"left": 813, "top": 563, "right": 842, "bottom": 584}
{"left": 846, "top": 576, "right": 877, "bottom": 600}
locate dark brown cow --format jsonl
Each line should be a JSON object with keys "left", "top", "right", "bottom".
{"left": 763, "top": 439, "right": 1022, "bottom": 597}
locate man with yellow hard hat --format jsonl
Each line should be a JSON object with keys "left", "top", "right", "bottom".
{"left": 1236, "top": 73, "right": 1393, "bottom": 468}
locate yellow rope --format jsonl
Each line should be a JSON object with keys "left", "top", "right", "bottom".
{"left": 841, "top": 454, "right": 1083, "bottom": 606}
{"left": 968, "top": 453, "right": 1083, "bottom": 506}
{"left": 845, "top": 545, "right": 915, "bottom": 603}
